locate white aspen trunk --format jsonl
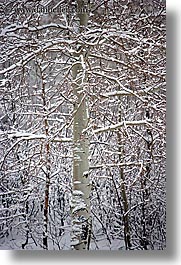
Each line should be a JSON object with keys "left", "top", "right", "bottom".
{"left": 71, "top": 0, "right": 91, "bottom": 250}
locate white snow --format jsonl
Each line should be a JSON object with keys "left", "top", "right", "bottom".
{"left": 72, "top": 190, "right": 84, "bottom": 196}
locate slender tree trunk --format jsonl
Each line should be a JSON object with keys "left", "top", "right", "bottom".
{"left": 22, "top": 201, "right": 29, "bottom": 249}
{"left": 41, "top": 76, "right": 51, "bottom": 250}
{"left": 140, "top": 95, "right": 153, "bottom": 250}
{"left": 118, "top": 96, "right": 131, "bottom": 250}
{"left": 71, "top": 0, "right": 91, "bottom": 250}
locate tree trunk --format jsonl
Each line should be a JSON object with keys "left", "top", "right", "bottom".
{"left": 71, "top": 0, "right": 91, "bottom": 250}
{"left": 118, "top": 96, "right": 131, "bottom": 250}
{"left": 41, "top": 75, "right": 51, "bottom": 250}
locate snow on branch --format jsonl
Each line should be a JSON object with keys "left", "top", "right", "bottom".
{"left": 100, "top": 83, "right": 164, "bottom": 98}
{"left": 92, "top": 71, "right": 146, "bottom": 103}
{"left": 0, "top": 39, "right": 74, "bottom": 75}
{"left": 0, "top": 23, "right": 69, "bottom": 36}
{"left": 93, "top": 120, "right": 149, "bottom": 134}
{"left": 8, "top": 131, "right": 72, "bottom": 143}
{"left": 89, "top": 161, "right": 143, "bottom": 170}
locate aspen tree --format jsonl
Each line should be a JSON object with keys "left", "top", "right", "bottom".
{"left": 71, "top": 0, "right": 91, "bottom": 250}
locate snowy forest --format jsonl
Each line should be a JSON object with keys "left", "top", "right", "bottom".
{"left": 0, "top": 0, "right": 166, "bottom": 250}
